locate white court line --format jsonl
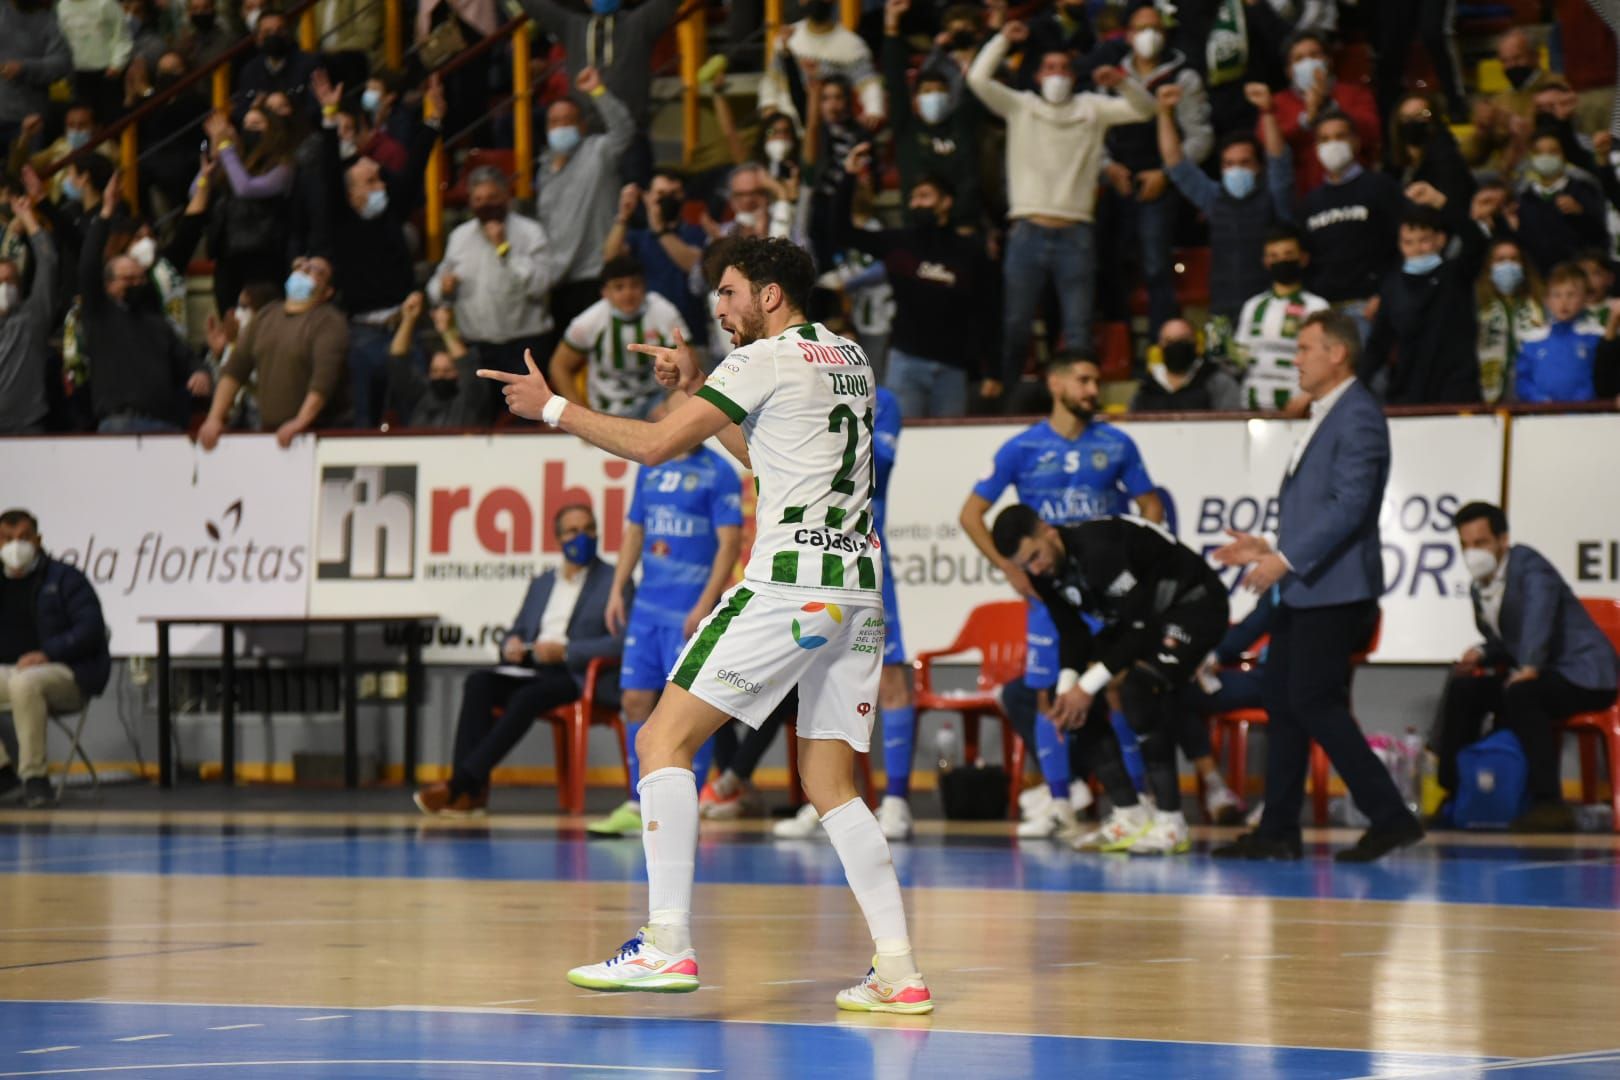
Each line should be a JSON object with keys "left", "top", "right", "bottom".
{"left": 1142, "top": 958, "right": 1196, "bottom": 965}
{"left": 17, "top": 1050, "right": 75, "bottom": 1057}
{"left": 0, "top": 1060, "right": 719, "bottom": 1077}
{"left": 203, "top": 1026, "right": 259, "bottom": 1032}
{"left": 478, "top": 999, "right": 537, "bottom": 1006}
{"left": 293, "top": 1016, "right": 349, "bottom": 1023}
{"left": 1340, "top": 1047, "right": 1620, "bottom": 1079}
{"left": 110, "top": 1036, "right": 168, "bottom": 1044}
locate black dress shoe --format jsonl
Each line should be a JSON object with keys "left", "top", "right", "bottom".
{"left": 1334, "top": 816, "right": 1425, "bottom": 862}
{"left": 22, "top": 777, "right": 55, "bottom": 810}
{"left": 1509, "top": 801, "right": 1577, "bottom": 834}
{"left": 0, "top": 766, "right": 21, "bottom": 805}
{"left": 1211, "top": 831, "right": 1303, "bottom": 860}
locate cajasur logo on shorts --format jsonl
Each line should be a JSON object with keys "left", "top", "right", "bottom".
{"left": 790, "top": 602, "right": 843, "bottom": 649}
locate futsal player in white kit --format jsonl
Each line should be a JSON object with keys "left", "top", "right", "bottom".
{"left": 478, "top": 236, "right": 931, "bottom": 1013}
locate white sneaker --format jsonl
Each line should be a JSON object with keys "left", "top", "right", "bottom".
{"left": 1073, "top": 804, "right": 1153, "bottom": 852}
{"left": 835, "top": 959, "right": 934, "bottom": 1014}
{"left": 1016, "top": 797, "right": 1079, "bottom": 839}
{"left": 1204, "top": 780, "right": 1245, "bottom": 826}
{"left": 876, "top": 796, "right": 913, "bottom": 841}
{"left": 1245, "top": 800, "right": 1266, "bottom": 828}
{"left": 1018, "top": 784, "right": 1053, "bottom": 818}
{"left": 1070, "top": 782, "right": 1094, "bottom": 815}
{"left": 566, "top": 928, "right": 699, "bottom": 993}
{"left": 772, "top": 802, "right": 822, "bottom": 839}
{"left": 1131, "top": 809, "right": 1191, "bottom": 856}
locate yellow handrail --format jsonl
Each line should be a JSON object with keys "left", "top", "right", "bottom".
{"left": 299, "top": 9, "right": 318, "bottom": 51}
{"left": 678, "top": 6, "right": 707, "bottom": 166}
{"left": 765, "top": 0, "right": 782, "bottom": 64}
{"left": 384, "top": 0, "right": 403, "bottom": 71}
{"left": 424, "top": 88, "right": 446, "bottom": 262}
{"left": 513, "top": 27, "right": 533, "bottom": 200}
{"left": 841, "top": 0, "right": 859, "bottom": 31}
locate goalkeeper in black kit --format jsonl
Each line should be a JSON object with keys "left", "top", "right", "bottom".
{"left": 992, "top": 505, "right": 1230, "bottom": 855}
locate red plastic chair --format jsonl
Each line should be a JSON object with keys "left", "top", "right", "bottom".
{"left": 1565, "top": 599, "right": 1620, "bottom": 834}
{"left": 912, "top": 601, "right": 1029, "bottom": 819}
{"left": 1209, "top": 612, "right": 1382, "bottom": 826}
{"left": 546, "top": 656, "right": 628, "bottom": 815}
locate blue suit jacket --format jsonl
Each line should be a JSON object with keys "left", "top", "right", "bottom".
{"left": 1276, "top": 380, "right": 1390, "bottom": 609}
{"left": 1474, "top": 545, "right": 1618, "bottom": 692}
{"left": 506, "top": 559, "right": 629, "bottom": 705}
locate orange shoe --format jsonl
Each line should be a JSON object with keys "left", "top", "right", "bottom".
{"left": 413, "top": 782, "right": 488, "bottom": 818}
{"left": 697, "top": 780, "right": 723, "bottom": 817}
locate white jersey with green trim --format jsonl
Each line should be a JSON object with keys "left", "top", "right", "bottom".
{"left": 695, "top": 321, "right": 881, "bottom": 603}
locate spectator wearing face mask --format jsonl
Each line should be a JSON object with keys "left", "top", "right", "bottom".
{"left": 203, "top": 106, "right": 298, "bottom": 317}
{"left": 1271, "top": 32, "right": 1380, "bottom": 197}
{"left": 518, "top": 0, "right": 686, "bottom": 185}
{"left": 1475, "top": 237, "right": 1546, "bottom": 404}
{"left": 0, "top": 0, "right": 73, "bottom": 155}
{"left": 387, "top": 292, "right": 481, "bottom": 428}
{"left": 179, "top": 0, "right": 235, "bottom": 66}
{"left": 1130, "top": 317, "right": 1240, "bottom": 412}
{"left": 78, "top": 176, "right": 212, "bottom": 433}
{"left": 55, "top": 0, "right": 131, "bottom": 125}
{"left": 1362, "top": 182, "right": 1486, "bottom": 405}
{"left": 1390, "top": 93, "right": 1476, "bottom": 209}
{"left": 968, "top": 20, "right": 1154, "bottom": 396}
{"left": 1300, "top": 112, "right": 1403, "bottom": 339}
{"left": 548, "top": 254, "right": 689, "bottom": 418}
{"left": 131, "top": 51, "right": 211, "bottom": 215}
{"left": 1513, "top": 262, "right": 1614, "bottom": 404}
{"left": 1159, "top": 83, "right": 1293, "bottom": 354}
{"left": 1515, "top": 131, "right": 1607, "bottom": 276}
{"left": 602, "top": 169, "right": 708, "bottom": 346}
{"left": 1467, "top": 29, "right": 1552, "bottom": 169}
{"left": 1231, "top": 226, "right": 1329, "bottom": 413}
{"left": 1086, "top": 4, "right": 1212, "bottom": 339}
{"left": 884, "top": 0, "right": 981, "bottom": 226}
{"left": 756, "top": 0, "right": 885, "bottom": 134}
{"left": 202, "top": 280, "right": 281, "bottom": 430}
{"left": 8, "top": 105, "right": 115, "bottom": 205}
{"left": 428, "top": 166, "right": 559, "bottom": 419}
{"left": 1020, "top": 0, "right": 1094, "bottom": 89}
{"left": 0, "top": 196, "right": 54, "bottom": 435}
{"left": 199, "top": 254, "right": 351, "bottom": 448}
{"left": 235, "top": 11, "right": 320, "bottom": 119}
{"left": 537, "top": 66, "right": 635, "bottom": 335}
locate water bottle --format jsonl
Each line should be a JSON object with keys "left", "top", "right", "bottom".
{"left": 1401, "top": 728, "right": 1426, "bottom": 813}
{"left": 935, "top": 723, "right": 958, "bottom": 774}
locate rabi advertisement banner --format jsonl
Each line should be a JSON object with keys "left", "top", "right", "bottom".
{"left": 881, "top": 415, "right": 1504, "bottom": 663}
{"left": 3, "top": 435, "right": 315, "bottom": 655}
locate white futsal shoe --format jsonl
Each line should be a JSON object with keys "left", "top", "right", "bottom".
{"left": 772, "top": 802, "right": 822, "bottom": 839}
{"left": 1073, "top": 804, "right": 1153, "bottom": 852}
{"left": 1130, "top": 809, "right": 1192, "bottom": 856}
{"left": 835, "top": 959, "right": 935, "bottom": 1014}
{"left": 566, "top": 928, "right": 699, "bottom": 993}
{"left": 876, "top": 796, "right": 913, "bottom": 841}
{"left": 1017, "top": 792, "right": 1080, "bottom": 839}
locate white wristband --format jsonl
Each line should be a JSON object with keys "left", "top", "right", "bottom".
{"left": 541, "top": 396, "right": 568, "bottom": 426}
{"left": 1078, "top": 663, "right": 1112, "bottom": 696}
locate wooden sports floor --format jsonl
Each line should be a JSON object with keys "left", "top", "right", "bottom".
{"left": 2, "top": 806, "right": 1618, "bottom": 1078}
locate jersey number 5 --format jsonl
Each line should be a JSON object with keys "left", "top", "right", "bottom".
{"left": 828, "top": 404, "right": 875, "bottom": 498}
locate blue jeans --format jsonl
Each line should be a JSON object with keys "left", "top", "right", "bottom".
{"left": 1001, "top": 219, "right": 1095, "bottom": 380}
{"left": 348, "top": 321, "right": 396, "bottom": 429}
{"left": 98, "top": 414, "right": 181, "bottom": 434}
{"left": 885, "top": 348, "right": 969, "bottom": 419}
{"left": 1123, "top": 191, "right": 1180, "bottom": 338}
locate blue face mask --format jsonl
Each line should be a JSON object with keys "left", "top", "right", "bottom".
{"left": 561, "top": 531, "right": 597, "bottom": 565}
{"left": 1291, "top": 57, "right": 1327, "bottom": 95}
{"left": 1221, "top": 167, "right": 1256, "bottom": 199}
{"left": 361, "top": 87, "right": 382, "bottom": 114}
{"left": 547, "top": 125, "right": 582, "bottom": 156}
{"left": 284, "top": 269, "right": 316, "bottom": 302}
{"left": 1490, "top": 260, "right": 1524, "bottom": 295}
{"left": 591, "top": 0, "right": 620, "bottom": 13}
{"left": 1403, "top": 252, "right": 1443, "bottom": 275}
{"left": 62, "top": 176, "right": 82, "bottom": 202}
{"left": 65, "top": 129, "right": 91, "bottom": 150}
{"left": 360, "top": 188, "right": 388, "bottom": 220}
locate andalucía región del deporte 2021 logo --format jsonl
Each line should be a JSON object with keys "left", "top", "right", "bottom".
{"left": 791, "top": 602, "right": 843, "bottom": 649}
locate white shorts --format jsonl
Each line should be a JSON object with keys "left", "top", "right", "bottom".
{"left": 668, "top": 582, "right": 883, "bottom": 751}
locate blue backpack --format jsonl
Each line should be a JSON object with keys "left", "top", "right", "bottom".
{"left": 1453, "top": 729, "right": 1531, "bottom": 830}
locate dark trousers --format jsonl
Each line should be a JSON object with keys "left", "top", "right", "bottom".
{"left": 1179, "top": 667, "right": 1267, "bottom": 761}
{"left": 451, "top": 667, "right": 580, "bottom": 789}
{"left": 1373, "top": 0, "right": 1467, "bottom": 122}
{"left": 1258, "top": 600, "right": 1410, "bottom": 837}
{"left": 718, "top": 690, "right": 799, "bottom": 781}
{"left": 550, "top": 279, "right": 602, "bottom": 337}
{"left": 468, "top": 335, "right": 551, "bottom": 423}
{"left": 1434, "top": 670, "right": 1614, "bottom": 803}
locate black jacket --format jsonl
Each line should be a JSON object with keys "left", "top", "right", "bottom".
{"left": 1515, "top": 176, "right": 1607, "bottom": 276}
{"left": 9, "top": 557, "right": 111, "bottom": 697}
{"left": 323, "top": 119, "right": 439, "bottom": 314}
{"left": 1031, "top": 517, "right": 1228, "bottom": 677}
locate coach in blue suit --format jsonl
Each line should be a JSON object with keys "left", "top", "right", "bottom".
{"left": 414, "top": 504, "right": 628, "bottom": 817}
{"left": 1213, "top": 310, "right": 1425, "bottom": 862}
{"left": 1433, "top": 502, "right": 1618, "bottom": 831}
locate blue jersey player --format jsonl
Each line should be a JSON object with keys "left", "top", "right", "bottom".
{"left": 958, "top": 351, "right": 1162, "bottom": 839}
{"left": 587, "top": 440, "right": 744, "bottom": 837}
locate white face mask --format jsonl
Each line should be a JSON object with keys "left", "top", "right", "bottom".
{"left": 1462, "top": 546, "right": 1499, "bottom": 581}
{"left": 128, "top": 235, "right": 157, "bottom": 270}
{"left": 764, "top": 138, "right": 792, "bottom": 164}
{"left": 917, "top": 90, "right": 950, "bottom": 125}
{"left": 733, "top": 209, "right": 760, "bottom": 228}
{"left": 1316, "top": 139, "right": 1354, "bottom": 174}
{"left": 244, "top": 8, "right": 260, "bottom": 31}
{"left": 0, "top": 282, "right": 17, "bottom": 315}
{"left": 1132, "top": 28, "right": 1163, "bottom": 61}
{"left": 1040, "top": 74, "right": 1074, "bottom": 105}
{"left": 234, "top": 304, "right": 252, "bottom": 330}
{"left": 0, "top": 538, "right": 39, "bottom": 575}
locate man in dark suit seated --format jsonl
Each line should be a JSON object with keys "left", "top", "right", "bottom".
{"left": 414, "top": 505, "right": 627, "bottom": 817}
{"left": 1213, "top": 310, "right": 1425, "bottom": 861}
{"left": 1432, "top": 501, "right": 1619, "bottom": 832}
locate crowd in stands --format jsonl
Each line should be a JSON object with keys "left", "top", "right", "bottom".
{"left": 4, "top": 0, "right": 1620, "bottom": 439}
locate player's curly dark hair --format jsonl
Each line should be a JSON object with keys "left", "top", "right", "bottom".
{"left": 707, "top": 236, "right": 814, "bottom": 316}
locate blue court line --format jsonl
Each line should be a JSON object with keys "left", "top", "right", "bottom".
{"left": 0, "top": 1002, "right": 1502, "bottom": 1080}
{"left": 1, "top": 825, "right": 1617, "bottom": 910}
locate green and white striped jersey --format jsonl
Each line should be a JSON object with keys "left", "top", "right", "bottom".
{"left": 695, "top": 322, "right": 881, "bottom": 602}
{"left": 563, "top": 293, "right": 692, "bottom": 417}
{"left": 1231, "top": 288, "right": 1329, "bottom": 410}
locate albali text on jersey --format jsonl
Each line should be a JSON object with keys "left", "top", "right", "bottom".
{"left": 1031, "top": 516, "right": 1226, "bottom": 682}
{"left": 972, "top": 420, "right": 1156, "bottom": 526}
{"left": 694, "top": 322, "right": 881, "bottom": 603}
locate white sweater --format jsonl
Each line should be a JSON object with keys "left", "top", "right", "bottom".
{"left": 56, "top": 0, "right": 132, "bottom": 72}
{"left": 966, "top": 33, "right": 1155, "bottom": 223}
